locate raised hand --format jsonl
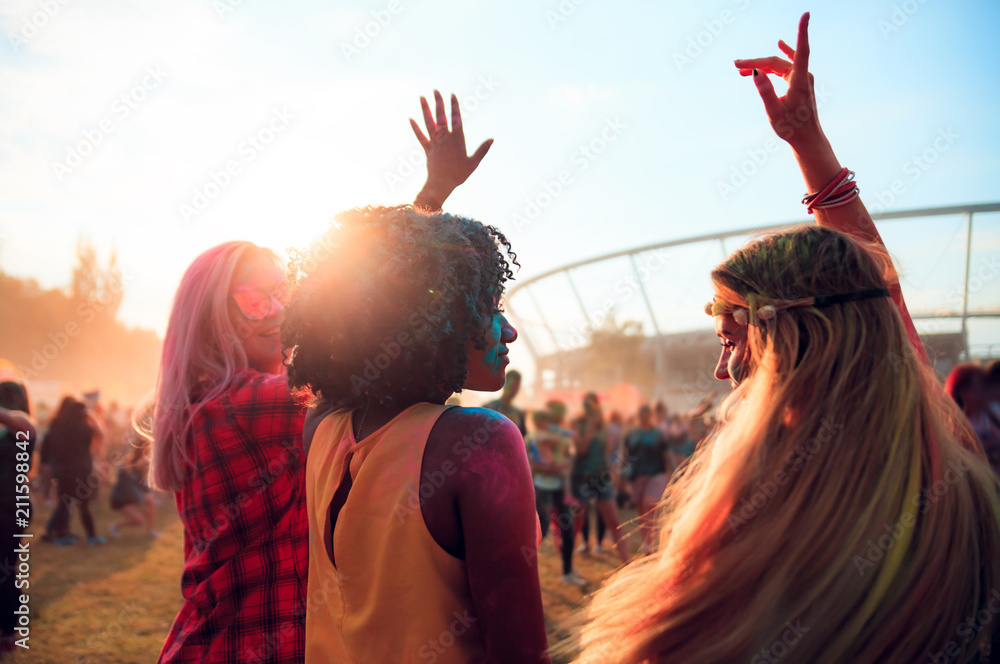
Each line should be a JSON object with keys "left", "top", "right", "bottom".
{"left": 412, "top": 90, "right": 493, "bottom": 211}
{"left": 733, "top": 13, "right": 825, "bottom": 149}
{"left": 732, "top": 13, "right": 929, "bottom": 365}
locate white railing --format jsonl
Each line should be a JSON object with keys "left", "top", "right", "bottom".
{"left": 507, "top": 202, "right": 1000, "bottom": 371}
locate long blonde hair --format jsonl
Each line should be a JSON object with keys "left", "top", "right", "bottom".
{"left": 146, "top": 241, "right": 279, "bottom": 491}
{"left": 574, "top": 226, "right": 1000, "bottom": 663}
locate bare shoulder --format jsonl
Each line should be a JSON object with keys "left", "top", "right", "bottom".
{"left": 431, "top": 407, "right": 524, "bottom": 449}
{"left": 429, "top": 406, "right": 524, "bottom": 459}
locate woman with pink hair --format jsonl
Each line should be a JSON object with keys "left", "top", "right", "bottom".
{"left": 147, "top": 92, "right": 491, "bottom": 664}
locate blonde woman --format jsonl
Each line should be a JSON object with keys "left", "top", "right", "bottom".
{"left": 573, "top": 15, "right": 1000, "bottom": 663}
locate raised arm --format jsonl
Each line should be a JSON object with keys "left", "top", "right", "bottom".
{"left": 734, "top": 13, "right": 927, "bottom": 363}
{"left": 411, "top": 90, "right": 494, "bottom": 212}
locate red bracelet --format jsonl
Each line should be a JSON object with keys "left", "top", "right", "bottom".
{"left": 802, "top": 167, "right": 855, "bottom": 214}
{"left": 813, "top": 185, "right": 860, "bottom": 209}
{"left": 802, "top": 167, "right": 848, "bottom": 212}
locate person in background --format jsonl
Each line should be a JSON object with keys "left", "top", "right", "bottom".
{"left": 108, "top": 444, "right": 158, "bottom": 539}
{"left": 483, "top": 368, "right": 527, "bottom": 437}
{"left": 609, "top": 410, "right": 632, "bottom": 510}
{"left": 527, "top": 409, "right": 583, "bottom": 585}
{"left": 571, "top": 397, "right": 605, "bottom": 555}
{"left": 43, "top": 396, "right": 106, "bottom": 546}
{"left": 571, "top": 394, "right": 628, "bottom": 563}
{"left": 548, "top": 399, "right": 597, "bottom": 548}
{"left": 548, "top": 400, "right": 573, "bottom": 440}
{"left": 652, "top": 401, "right": 669, "bottom": 437}
{"left": 986, "top": 360, "right": 1000, "bottom": 432}
{"left": 0, "top": 376, "right": 35, "bottom": 654}
{"left": 623, "top": 405, "right": 669, "bottom": 552}
{"left": 946, "top": 363, "right": 1000, "bottom": 469}
{"left": 605, "top": 411, "right": 625, "bottom": 499}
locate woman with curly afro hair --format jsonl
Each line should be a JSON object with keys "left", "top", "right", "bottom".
{"left": 146, "top": 92, "right": 493, "bottom": 664}
{"left": 284, "top": 205, "right": 551, "bottom": 663}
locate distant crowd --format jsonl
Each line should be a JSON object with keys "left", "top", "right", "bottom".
{"left": 482, "top": 370, "right": 717, "bottom": 583}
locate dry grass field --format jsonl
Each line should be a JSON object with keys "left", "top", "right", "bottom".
{"left": 8, "top": 494, "right": 639, "bottom": 663}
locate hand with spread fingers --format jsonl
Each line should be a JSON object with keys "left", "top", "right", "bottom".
{"left": 412, "top": 90, "right": 493, "bottom": 211}
{"left": 734, "top": 12, "right": 825, "bottom": 148}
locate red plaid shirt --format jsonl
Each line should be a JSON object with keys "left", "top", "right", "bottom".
{"left": 159, "top": 370, "right": 308, "bottom": 664}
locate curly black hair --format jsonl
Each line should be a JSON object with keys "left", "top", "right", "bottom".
{"left": 282, "top": 205, "right": 517, "bottom": 409}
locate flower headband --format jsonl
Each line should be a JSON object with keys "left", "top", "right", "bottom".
{"left": 705, "top": 288, "right": 892, "bottom": 326}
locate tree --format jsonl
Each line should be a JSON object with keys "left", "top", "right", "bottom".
{"left": 71, "top": 236, "right": 123, "bottom": 320}
{"left": 0, "top": 238, "right": 159, "bottom": 406}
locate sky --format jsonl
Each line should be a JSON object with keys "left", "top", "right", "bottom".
{"left": 1, "top": 0, "right": 999, "bottom": 390}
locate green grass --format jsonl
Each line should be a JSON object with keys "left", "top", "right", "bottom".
{"left": 11, "top": 493, "right": 635, "bottom": 663}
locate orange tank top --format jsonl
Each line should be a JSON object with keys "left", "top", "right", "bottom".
{"left": 304, "top": 402, "right": 486, "bottom": 663}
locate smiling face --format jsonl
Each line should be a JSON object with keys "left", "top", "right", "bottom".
{"left": 714, "top": 312, "right": 749, "bottom": 389}
{"left": 463, "top": 312, "right": 517, "bottom": 392}
{"left": 228, "top": 252, "right": 286, "bottom": 375}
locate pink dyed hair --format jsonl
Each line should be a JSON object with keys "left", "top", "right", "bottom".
{"left": 147, "top": 241, "right": 280, "bottom": 491}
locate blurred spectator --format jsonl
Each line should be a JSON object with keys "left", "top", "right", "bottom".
{"left": 483, "top": 369, "right": 527, "bottom": 436}
{"left": 526, "top": 409, "right": 582, "bottom": 585}
{"left": 653, "top": 401, "right": 669, "bottom": 436}
{"left": 108, "top": 445, "right": 158, "bottom": 539}
{"left": 606, "top": 411, "right": 625, "bottom": 500}
{"left": 42, "top": 397, "right": 106, "bottom": 546}
{"left": 571, "top": 393, "right": 628, "bottom": 563}
{"left": 623, "top": 405, "right": 669, "bottom": 551}
{"left": 946, "top": 363, "right": 1000, "bottom": 469}
{"left": 986, "top": 360, "right": 1000, "bottom": 429}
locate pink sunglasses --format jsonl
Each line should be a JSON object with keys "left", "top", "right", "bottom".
{"left": 231, "top": 286, "right": 288, "bottom": 321}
